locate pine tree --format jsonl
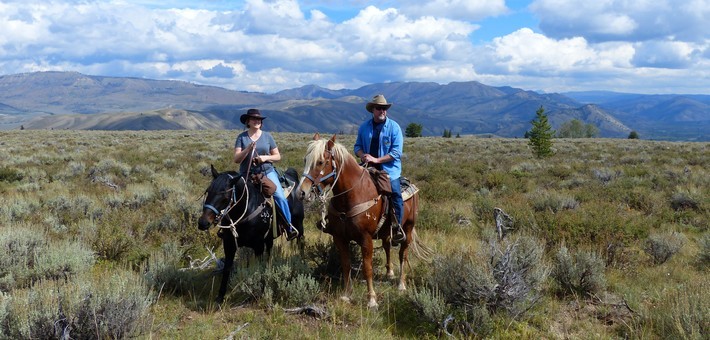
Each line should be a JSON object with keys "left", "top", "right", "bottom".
{"left": 528, "top": 106, "right": 555, "bottom": 158}
{"left": 405, "top": 123, "right": 423, "bottom": 137}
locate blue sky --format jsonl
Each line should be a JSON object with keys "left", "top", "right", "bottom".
{"left": 1, "top": 0, "right": 708, "bottom": 94}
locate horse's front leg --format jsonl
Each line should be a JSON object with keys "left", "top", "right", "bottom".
{"left": 217, "top": 234, "right": 237, "bottom": 304}
{"left": 361, "top": 236, "right": 378, "bottom": 308}
{"left": 333, "top": 236, "right": 352, "bottom": 302}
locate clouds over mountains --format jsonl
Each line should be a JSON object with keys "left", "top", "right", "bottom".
{"left": 0, "top": 0, "right": 707, "bottom": 94}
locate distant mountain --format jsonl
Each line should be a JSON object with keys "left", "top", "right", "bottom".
{"left": 1, "top": 71, "right": 707, "bottom": 141}
{"left": 22, "top": 108, "right": 227, "bottom": 130}
{"left": 0, "top": 71, "right": 271, "bottom": 115}
{"left": 565, "top": 91, "right": 710, "bottom": 141}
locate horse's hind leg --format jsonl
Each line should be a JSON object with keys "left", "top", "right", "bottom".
{"left": 397, "top": 233, "right": 411, "bottom": 291}
{"left": 217, "top": 235, "right": 237, "bottom": 304}
{"left": 383, "top": 241, "right": 395, "bottom": 280}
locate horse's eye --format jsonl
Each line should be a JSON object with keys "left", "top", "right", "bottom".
{"left": 317, "top": 161, "right": 323, "bottom": 166}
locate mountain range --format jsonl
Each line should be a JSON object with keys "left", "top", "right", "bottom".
{"left": 0, "top": 71, "right": 707, "bottom": 141}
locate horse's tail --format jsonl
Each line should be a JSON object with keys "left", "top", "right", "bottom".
{"left": 409, "top": 227, "right": 434, "bottom": 263}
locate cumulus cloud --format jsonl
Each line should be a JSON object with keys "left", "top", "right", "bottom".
{"left": 201, "top": 63, "right": 235, "bottom": 78}
{"left": 632, "top": 41, "right": 699, "bottom": 68}
{"left": 530, "top": 0, "right": 709, "bottom": 43}
{"left": 399, "top": 0, "right": 508, "bottom": 21}
{"left": 0, "top": 0, "right": 707, "bottom": 94}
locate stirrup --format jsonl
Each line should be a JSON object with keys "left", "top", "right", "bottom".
{"left": 391, "top": 225, "right": 405, "bottom": 245}
{"left": 286, "top": 225, "right": 300, "bottom": 241}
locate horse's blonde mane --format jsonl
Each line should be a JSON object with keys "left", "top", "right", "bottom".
{"left": 304, "top": 138, "right": 354, "bottom": 171}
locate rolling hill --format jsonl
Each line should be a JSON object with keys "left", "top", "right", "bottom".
{"left": 1, "top": 71, "right": 707, "bottom": 140}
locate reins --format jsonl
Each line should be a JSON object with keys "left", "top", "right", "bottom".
{"left": 203, "top": 174, "right": 250, "bottom": 239}
{"left": 305, "top": 151, "right": 382, "bottom": 229}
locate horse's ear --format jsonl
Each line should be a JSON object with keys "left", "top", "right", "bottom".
{"left": 313, "top": 132, "right": 320, "bottom": 140}
{"left": 327, "top": 134, "right": 336, "bottom": 150}
{"left": 210, "top": 164, "right": 219, "bottom": 179}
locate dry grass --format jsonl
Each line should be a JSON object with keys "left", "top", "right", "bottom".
{"left": 0, "top": 130, "right": 707, "bottom": 338}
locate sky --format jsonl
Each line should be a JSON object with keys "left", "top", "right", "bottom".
{"left": 1, "top": 0, "right": 708, "bottom": 94}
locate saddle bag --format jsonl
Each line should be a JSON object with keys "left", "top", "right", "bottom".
{"left": 251, "top": 173, "right": 277, "bottom": 197}
{"left": 367, "top": 167, "right": 392, "bottom": 194}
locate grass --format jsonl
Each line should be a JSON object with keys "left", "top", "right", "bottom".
{"left": 0, "top": 130, "right": 707, "bottom": 338}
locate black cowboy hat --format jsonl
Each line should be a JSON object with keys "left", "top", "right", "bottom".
{"left": 240, "top": 108, "right": 267, "bottom": 124}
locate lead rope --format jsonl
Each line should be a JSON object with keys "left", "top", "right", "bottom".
{"left": 218, "top": 176, "right": 250, "bottom": 240}
{"left": 221, "top": 145, "right": 256, "bottom": 241}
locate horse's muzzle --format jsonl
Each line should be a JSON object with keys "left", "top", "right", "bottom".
{"left": 197, "top": 212, "right": 214, "bottom": 230}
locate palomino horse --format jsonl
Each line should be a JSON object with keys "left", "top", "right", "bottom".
{"left": 299, "top": 134, "right": 427, "bottom": 308}
{"left": 197, "top": 165, "right": 304, "bottom": 304}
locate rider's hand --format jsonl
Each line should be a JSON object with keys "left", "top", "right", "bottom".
{"left": 361, "top": 154, "right": 376, "bottom": 164}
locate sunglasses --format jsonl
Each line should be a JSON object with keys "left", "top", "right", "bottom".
{"left": 374, "top": 106, "right": 388, "bottom": 111}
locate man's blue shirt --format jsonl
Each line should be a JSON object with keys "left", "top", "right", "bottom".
{"left": 354, "top": 118, "right": 403, "bottom": 179}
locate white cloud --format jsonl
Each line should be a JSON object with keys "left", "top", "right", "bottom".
{"left": 530, "top": 0, "right": 709, "bottom": 43}
{"left": 399, "top": 0, "right": 507, "bottom": 20}
{"left": 632, "top": 41, "right": 698, "bottom": 68}
{"left": 486, "top": 28, "right": 600, "bottom": 74}
{"left": 0, "top": 0, "right": 707, "bottom": 94}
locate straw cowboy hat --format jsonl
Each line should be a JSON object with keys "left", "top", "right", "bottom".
{"left": 365, "top": 94, "right": 393, "bottom": 113}
{"left": 240, "top": 108, "right": 267, "bottom": 124}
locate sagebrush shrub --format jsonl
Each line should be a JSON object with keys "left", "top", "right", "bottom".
{"left": 92, "top": 218, "right": 135, "bottom": 261}
{"left": 0, "top": 167, "right": 23, "bottom": 182}
{"left": 230, "top": 254, "right": 320, "bottom": 307}
{"left": 427, "top": 235, "right": 548, "bottom": 318}
{"left": 644, "top": 232, "right": 686, "bottom": 265}
{"left": 592, "top": 168, "right": 620, "bottom": 184}
{"left": 647, "top": 279, "right": 709, "bottom": 339}
{"left": 551, "top": 246, "right": 606, "bottom": 297}
{"left": 699, "top": 233, "right": 710, "bottom": 267}
{"left": 142, "top": 243, "right": 196, "bottom": 295}
{"left": 670, "top": 191, "right": 700, "bottom": 211}
{"left": 529, "top": 190, "right": 579, "bottom": 212}
{"left": 409, "top": 286, "right": 449, "bottom": 327}
{"left": 0, "top": 227, "right": 94, "bottom": 292}
{"left": 1, "top": 270, "right": 153, "bottom": 339}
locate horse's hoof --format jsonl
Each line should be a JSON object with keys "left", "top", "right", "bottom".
{"left": 367, "top": 300, "right": 379, "bottom": 309}
{"left": 215, "top": 296, "right": 224, "bottom": 305}
{"left": 398, "top": 284, "right": 407, "bottom": 291}
{"left": 339, "top": 296, "right": 351, "bottom": 303}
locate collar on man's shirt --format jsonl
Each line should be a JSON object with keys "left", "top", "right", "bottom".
{"left": 371, "top": 118, "right": 387, "bottom": 126}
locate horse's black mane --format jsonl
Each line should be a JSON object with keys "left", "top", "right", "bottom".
{"left": 208, "top": 171, "right": 241, "bottom": 193}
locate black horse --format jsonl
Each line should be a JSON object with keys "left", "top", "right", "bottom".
{"left": 197, "top": 165, "right": 304, "bottom": 304}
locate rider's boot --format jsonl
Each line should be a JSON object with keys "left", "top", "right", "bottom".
{"left": 391, "top": 222, "right": 406, "bottom": 245}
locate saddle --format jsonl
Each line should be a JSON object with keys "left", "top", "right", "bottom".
{"left": 365, "top": 167, "right": 418, "bottom": 201}
{"left": 369, "top": 171, "right": 420, "bottom": 228}
{"left": 249, "top": 169, "right": 295, "bottom": 198}
{"left": 243, "top": 169, "right": 296, "bottom": 239}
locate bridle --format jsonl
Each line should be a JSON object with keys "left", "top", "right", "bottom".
{"left": 302, "top": 148, "right": 340, "bottom": 198}
{"left": 203, "top": 174, "right": 250, "bottom": 233}
{"left": 303, "top": 148, "right": 374, "bottom": 231}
